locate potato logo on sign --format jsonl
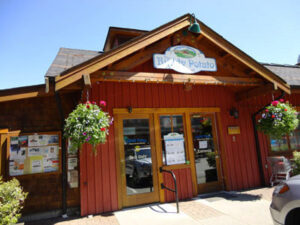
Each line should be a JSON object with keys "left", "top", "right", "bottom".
{"left": 153, "top": 45, "right": 217, "bottom": 74}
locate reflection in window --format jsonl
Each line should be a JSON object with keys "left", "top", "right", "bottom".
{"left": 123, "top": 119, "right": 154, "bottom": 195}
{"left": 191, "top": 115, "right": 218, "bottom": 184}
{"left": 270, "top": 124, "right": 300, "bottom": 153}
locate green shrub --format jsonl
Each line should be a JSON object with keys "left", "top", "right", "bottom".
{"left": 206, "top": 152, "right": 216, "bottom": 168}
{"left": 0, "top": 177, "right": 27, "bottom": 225}
{"left": 292, "top": 151, "right": 300, "bottom": 176}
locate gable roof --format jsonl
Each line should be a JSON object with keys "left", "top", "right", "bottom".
{"left": 51, "top": 14, "right": 290, "bottom": 93}
{"left": 45, "top": 48, "right": 101, "bottom": 77}
{"left": 44, "top": 48, "right": 300, "bottom": 88}
{"left": 103, "top": 27, "right": 148, "bottom": 52}
{"left": 263, "top": 63, "right": 300, "bottom": 87}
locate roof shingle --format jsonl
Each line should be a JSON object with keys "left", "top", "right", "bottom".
{"left": 45, "top": 48, "right": 101, "bottom": 77}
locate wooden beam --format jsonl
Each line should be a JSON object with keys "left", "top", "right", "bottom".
{"left": 55, "top": 16, "right": 191, "bottom": 91}
{"left": 45, "top": 77, "right": 50, "bottom": 93}
{"left": 83, "top": 74, "right": 91, "bottom": 87}
{"left": 110, "top": 38, "right": 170, "bottom": 71}
{"left": 235, "top": 83, "right": 274, "bottom": 102}
{"left": 92, "top": 71, "right": 264, "bottom": 86}
{"left": 181, "top": 36, "right": 250, "bottom": 78}
{"left": 199, "top": 21, "right": 291, "bottom": 94}
{"left": 0, "top": 85, "right": 52, "bottom": 103}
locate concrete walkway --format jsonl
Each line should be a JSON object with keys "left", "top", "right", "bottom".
{"left": 25, "top": 187, "right": 274, "bottom": 225}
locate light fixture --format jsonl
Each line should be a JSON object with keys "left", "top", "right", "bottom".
{"left": 188, "top": 13, "right": 201, "bottom": 34}
{"left": 127, "top": 106, "right": 132, "bottom": 113}
{"left": 230, "top": 108, "right": 239, "bottom": 119}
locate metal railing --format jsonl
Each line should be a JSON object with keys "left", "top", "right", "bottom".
{"left": 159, "top": 167, "right": 179, "bottom": 213}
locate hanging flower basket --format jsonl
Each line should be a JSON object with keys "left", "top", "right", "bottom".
{"left": 257, "top": 99, "right": 299, "bottom": 139}
{"left": 64, "top": 100, "right": 113, "bottom": 153}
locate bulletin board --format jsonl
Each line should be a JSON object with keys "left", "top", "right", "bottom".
{"left": 8, "top": 132, "right": 61, "bottom": 176}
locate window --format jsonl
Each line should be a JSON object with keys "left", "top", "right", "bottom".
{"left": 159, "top": 114, "right": 188, "bottom": 165}
{"left": 270, "top": 125, "right": 300, "bottom": 153}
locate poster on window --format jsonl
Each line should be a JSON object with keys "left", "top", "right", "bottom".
{"left": 164, "top": 133, "right": 186, "bottom": 165}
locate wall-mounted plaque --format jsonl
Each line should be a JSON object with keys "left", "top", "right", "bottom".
{"left": 228, "top": 126, "right": 240, "bottom": 135}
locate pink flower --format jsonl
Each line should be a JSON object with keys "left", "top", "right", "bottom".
{"left": 272, "top": 101, "right": 279, "bottom": 106}
{"left": 280, "top": 99, "right": 284, "bottom": 103}
{"left": 101, "top": 127, "right": 106, "bottom": 131}
{"left": 265, "top": 109, "right": 269, "bottom": 112}
{"left": 100, "top": 100, "right": 106, "bottom": 106}
{"left": 92, "top": 101, "right": 96, "bottom": 104}
{"left": 86, "top": 101, "right": 91, "bottom": 104}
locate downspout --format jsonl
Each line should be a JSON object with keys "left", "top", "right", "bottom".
{"left": 251, "top": 91, "right": 285, "bottom": 186}
{"left": 53, "top": 79, "right": 67, "bottom": 216}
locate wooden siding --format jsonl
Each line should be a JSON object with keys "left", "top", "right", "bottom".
{"left": 0, "top": 92, "right": 80, "bottom": 214}
{"left": 80, "top": 81, "right": 264, "bottom": 215}
{"left": 163, "top": 168, "right": 193, "bottom": 202}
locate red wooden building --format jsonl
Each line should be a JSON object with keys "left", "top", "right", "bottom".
{"left": 1, "top": 14, "right": 300, "bottom": 218}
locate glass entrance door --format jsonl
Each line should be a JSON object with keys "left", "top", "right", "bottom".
{"left": 190, "top": 114, "right": 223, "bottom": 193}
{"left": 118, "top": 114, "right": 159, "bottom": 207}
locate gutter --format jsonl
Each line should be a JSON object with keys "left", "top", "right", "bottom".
{"left": 51, "top": 77, "right": 67, "bottom": 216}
{"left": 251, "top": 91, "right": 285, "bottom": 186}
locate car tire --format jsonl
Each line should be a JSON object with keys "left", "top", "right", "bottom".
{"left": 285, "top": 208, "right": 300, "bottom": 225}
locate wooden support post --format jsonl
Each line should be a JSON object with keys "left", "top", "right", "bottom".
{"left": 45, "top": 77, "right": 50, "bottom": 93}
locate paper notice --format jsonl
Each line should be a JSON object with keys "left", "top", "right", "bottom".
{"left": 68, "top": 158, "right": 78, "bottom": 170}
{"left": 199, "top": 140, "right": 208, "bottom": 149}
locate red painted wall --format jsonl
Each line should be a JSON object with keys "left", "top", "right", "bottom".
{"left": 163, "top": 168, "right": 193, "bottom": 202}
{"left": 239, "top": 93, "right": 300, "bottom": 186}
{"left": 80, "top": 81, "right": 269, "bottom": 215}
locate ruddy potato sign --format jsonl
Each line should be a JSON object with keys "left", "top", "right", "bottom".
{"left": 153, "top": 45, "right": 217, "bottom": 74}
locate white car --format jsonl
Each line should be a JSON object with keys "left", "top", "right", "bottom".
{"left": 270, "top": 175, "right": 300, "bottom": 225}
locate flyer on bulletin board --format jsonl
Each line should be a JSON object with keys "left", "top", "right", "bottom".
{"left": 9, "top": 133, "right": 60, "bottom": 176}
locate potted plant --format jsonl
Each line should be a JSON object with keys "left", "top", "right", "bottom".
{"left": 257, "top": 99, "right": 299, "bottom": 139}
{"left": 205, "top": 151, "right": 218, "bottom": 182}
{"left": 64, "top": 100, "right": 113, "bottom": 154}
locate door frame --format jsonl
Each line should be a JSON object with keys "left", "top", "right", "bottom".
{"left": 114, "top": 107, "right": 226, "bottom": 209}
{"left": 190, "top": 113, "right": 224, "bottom": 193}
{"left": 115, "top": 113, "right": 160, "bottom": 208}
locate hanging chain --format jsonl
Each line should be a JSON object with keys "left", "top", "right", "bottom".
{"left": 86, "top": 88, "right": 89, "bottom": 102}
{"left": 272, "top": 92, "right": 274, "bottom": 101}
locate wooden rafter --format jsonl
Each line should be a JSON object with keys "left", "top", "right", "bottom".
{"left": 110, "top": 37, "right": 170, "bottom": 71}
{"left": 180, "top": 36, "right": 250, "bottom": 78}
{"left": 54, "top": 13, "right": 290, "bottom": 94}
{"left": 198, "top": 20, "right": 290, "bottom": 93}
{"left": 91, "top": 71, "right": 264, "bottom": 86}
{"left": 0, "top": 85, "right": 51, "bottom": 103}
{"left": 235, "top": 83, "right": 275, "bottom": 102}
{"left": 55, "top": 15, "right": 191, "bottom": 91}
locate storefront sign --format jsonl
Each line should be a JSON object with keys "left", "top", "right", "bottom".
{"left": 153, "top": 45, "right": 217, "bottom": 74}
{"left": 164, "top": 133, "right": 185, "bottom": 165}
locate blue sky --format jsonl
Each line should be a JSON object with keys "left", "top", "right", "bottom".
{"left": 0, "top": 0, "right": 299, "bottom": 89}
